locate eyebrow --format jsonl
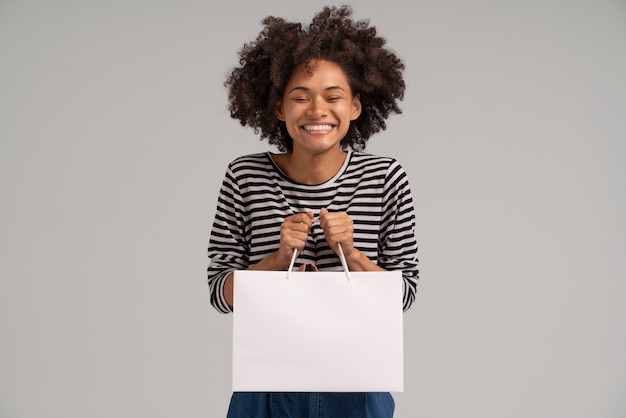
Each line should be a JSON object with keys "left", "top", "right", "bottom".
{"left": 288, "top": 85, "right": 346, "bottom": 94}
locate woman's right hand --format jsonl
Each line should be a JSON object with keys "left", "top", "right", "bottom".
{"left": 243, "top": 211, "right": 314, "bottom": 275}
{"left": 277, "top": 211, "right": 314, "bottom": 267}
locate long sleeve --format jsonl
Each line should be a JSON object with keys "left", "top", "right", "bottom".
{"left": 379, "top": 160, "right": 419, "bottom": 311}
{"left": 207, "top": 165, "right": 248, "bottom": 314}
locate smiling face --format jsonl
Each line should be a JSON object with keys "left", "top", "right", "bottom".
{"left": 275, "top": 60, "right": 362, "bottom": 157}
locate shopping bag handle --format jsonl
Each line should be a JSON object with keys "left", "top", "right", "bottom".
{"left": 286, "top": 244, "right": 351, "bottom": 282}
{"left": 336, "top": 244, "right": 352, "bottom": 281}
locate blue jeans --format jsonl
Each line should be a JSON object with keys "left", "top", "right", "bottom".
{"left": 226, "top": 392, "right": 395, "bottom": 418}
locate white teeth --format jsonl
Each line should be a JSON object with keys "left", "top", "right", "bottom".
{"left": 304, "top": 124, "right": 332, "bottom": 131}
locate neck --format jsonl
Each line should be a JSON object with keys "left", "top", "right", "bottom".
{"left": 275, "top": 149, "right": 348, "bottom": 185}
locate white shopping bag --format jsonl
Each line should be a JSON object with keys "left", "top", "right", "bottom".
{"left": 232, "top": 248, "right": 404, "bottom": 392}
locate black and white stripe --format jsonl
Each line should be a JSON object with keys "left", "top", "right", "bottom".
{"left": 207, "top": 151, "right": 419, "bottom": 313}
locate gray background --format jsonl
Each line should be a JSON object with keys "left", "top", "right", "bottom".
{"left": 1, "top": 0, "right": 625, "bottom": 417}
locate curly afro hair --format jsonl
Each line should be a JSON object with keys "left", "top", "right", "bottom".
{"left": 224, "top": 5, "right": 405, "bottom": 152}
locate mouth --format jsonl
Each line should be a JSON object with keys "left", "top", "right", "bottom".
{"left": 302, "top": 124, "right": 334, "bottom": 133}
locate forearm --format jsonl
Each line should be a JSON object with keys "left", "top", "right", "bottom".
{"left": 345, "top": 248, "right": 386, "bottom": 272}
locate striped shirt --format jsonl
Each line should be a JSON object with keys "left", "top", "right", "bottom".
{"left": 207, "top": 151, "right": 419, "bottom": 313}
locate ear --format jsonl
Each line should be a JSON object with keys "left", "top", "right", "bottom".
{"left": 275, "top": 101, "right": 285, "bottom": 121}
{"left": 350, "top": 94, "right": 362, "bottom": 121}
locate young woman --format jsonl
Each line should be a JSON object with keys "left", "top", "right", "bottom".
{"left": 207, "top": 5, "right": 419, "bottom": 417}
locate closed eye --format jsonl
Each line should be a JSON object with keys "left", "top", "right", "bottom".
{"left": 292, "top": 97, "right": 309, "bottom": 103}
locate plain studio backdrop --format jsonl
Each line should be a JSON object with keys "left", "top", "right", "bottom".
{"left": 1, "top": 0, "right": 625, "bottom": 417}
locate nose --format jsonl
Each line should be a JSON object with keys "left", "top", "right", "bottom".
{"left": 306, "top": 97, "right": 327, "bottom": 117}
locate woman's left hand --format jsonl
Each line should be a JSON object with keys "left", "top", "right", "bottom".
{"left": 319, "top": 207, "right": 355, "bottom": 258}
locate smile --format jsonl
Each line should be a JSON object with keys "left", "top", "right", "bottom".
{"left": 302, "top": 124, "right": 334, "bottom": 131}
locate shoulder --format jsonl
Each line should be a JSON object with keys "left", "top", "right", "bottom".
{"left": 349, "top": 151, "right": 406, "bottom": 173}
{"left": 226, "top": 152, "right": 272, "bottom": 173}
{"left": 350, "top": 152, "right": 412, "bottom": 194}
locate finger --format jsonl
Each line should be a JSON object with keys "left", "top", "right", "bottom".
{"left": 281, "top": 224, "right": 311, "bottom": 243}
{"left": 321, "top": 214, "right": 352, "bottom": 234}
{"left": 288, "top": 212, "right": 314, "bottom": 227}
{"left": 286, "top": 222, "right": 311, "bottom": 234}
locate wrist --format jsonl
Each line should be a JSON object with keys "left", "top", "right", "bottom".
{"left": 345, "top": 247, "right": 364, "bottom": 270}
